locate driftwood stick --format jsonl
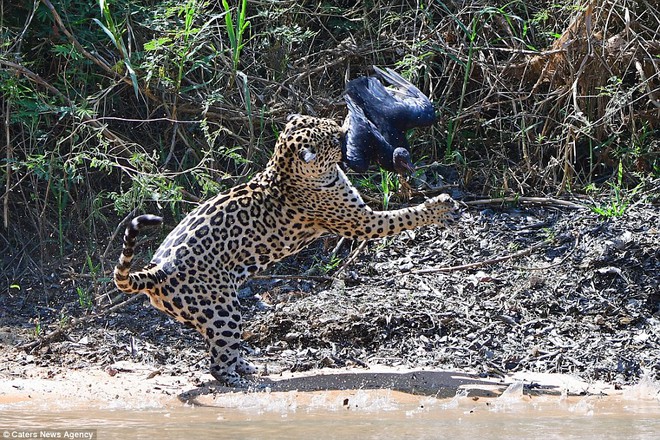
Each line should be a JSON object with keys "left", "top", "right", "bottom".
{"left": 515, "top": 231, "right": 580, "bottom": 271}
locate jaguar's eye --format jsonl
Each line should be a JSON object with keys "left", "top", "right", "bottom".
{"left": 299, "top": 147, "right": 316, "bottom": 163}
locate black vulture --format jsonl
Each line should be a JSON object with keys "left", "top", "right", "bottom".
{"left": 342, "top": 66, "right": 436, "bottom": 176}
{"left": 342, "top": 94, "right": 415, "bottom": 175}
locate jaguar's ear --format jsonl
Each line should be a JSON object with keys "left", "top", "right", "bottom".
{"left": 299, "top": 147, "right": 316, "bottom": 163}
{"left": 287, "top": 113, "right": 302, "bottom": 122}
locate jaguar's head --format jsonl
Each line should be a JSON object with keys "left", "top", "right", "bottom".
{"left": 274, "top": 114, "right": 345, "bottom": 180}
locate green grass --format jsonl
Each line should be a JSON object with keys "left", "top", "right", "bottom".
{"left": 33, "top": 318, "right": 42, "bottom": 337}
{"left": 222, "top": 0, "right": 251, "bottom": 74}
{"left": 93, "top": 0, "right": 139, "bottom": 97}
{"left": 318, "top": 254, "right": 343, "bottom": 275}
{"left": 588, "top": 163, "right": 643, "bottom": 219}
{"left": 76, "top": 287, "right": 94, "bottom": 310}
{"left": 355, "top": 169, "right": 401, "bottom": 210}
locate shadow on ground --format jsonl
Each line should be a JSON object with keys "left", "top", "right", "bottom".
{"left": 177, "top": 370, "right": 562, "bottom": 405}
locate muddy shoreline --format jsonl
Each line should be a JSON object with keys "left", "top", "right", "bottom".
{"left": 0, "top": 361, "right": 655, "bottom": 410}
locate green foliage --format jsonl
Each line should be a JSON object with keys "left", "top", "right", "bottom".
{"left": 140, "top": 0, "right": 213, "bottom": 94}
{"left": 76, "top": 286, "right": 94, "bottom": 310}
{"left": 379, "top": 168, "right": 399, "bottom": 210}
{"left": 1, "top": 0, "right": 657, "bottom": 309}
{"left": 589, "top": 163, "right": 642, "bottom": 218}
{"left": 33, "top": 318, "right": 42, "bottom": 337}
{"left": 109, "top": 173, "right": 182, "bottom": 216}
{"left": 314, "top": 254, "right": 343, "bottom": 275}
{"left": 58, "top": 313, "right": 71, "bottom": 328}
{"left": 93, "top": 0, "right": 139, "bottom": 97}
{"left": 355, "top": 169, "right": 402, "bottom": 210}
{"left": 222, "top": 0, "right": 251, "bottom": 73}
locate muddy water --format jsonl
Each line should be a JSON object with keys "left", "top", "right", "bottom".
{"left": 2, "top": 387, "right": 659, "bottom": 440}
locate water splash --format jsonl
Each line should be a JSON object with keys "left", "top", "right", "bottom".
{"left": 441, "top": 388, "right": 470, "bottom": 410}
{"left": 489, "top": 381, "right": 526, "bottom": 413}
{"left": 624, "top": 372, "right": 660, "bottom": 401}
{"left": 498, "top": 381, "right": 525, "bottom": 400}
{"left": 567, "top": 396, "right": 595, "bottom": 416}
{"left": 337, "top": 389, "right": 400, "bottom": 412}
{"left": 210, "top": 390, "right": 299, "bottom": 414}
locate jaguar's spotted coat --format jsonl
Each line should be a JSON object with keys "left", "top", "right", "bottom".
{"left": 114, "top": 115, "right": 457, "bottom": 386}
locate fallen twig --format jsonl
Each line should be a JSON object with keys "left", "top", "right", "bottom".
{"left": 412, "top": 239, "right": 551, "bottom": 275}
{"left": 250, "top": 274, "right": 333, "bottom": 282}
{"left": 464, "top": 196, "right": 586, "bottom": 210}
{"left": 333, "top": 240, "right": 368, "bottom": 278}
{"left": 515, "top": 231, "right": 580, "bottom": 271}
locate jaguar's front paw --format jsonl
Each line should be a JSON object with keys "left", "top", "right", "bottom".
{"left": 424, "top": 193, "right": 459, "bottom": 224}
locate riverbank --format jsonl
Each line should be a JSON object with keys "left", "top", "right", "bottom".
{"left": 1, "top": 200, "right": 658, "bottom": 404}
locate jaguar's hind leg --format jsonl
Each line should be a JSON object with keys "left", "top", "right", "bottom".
{"left": 159, "top": 280, "right": 253, "bottom": 387}
{"left": 203, "top": 293, "right": 254, "bottom": 387}
{"left": 235, "top": 357, "right": 258, "bottom": 375}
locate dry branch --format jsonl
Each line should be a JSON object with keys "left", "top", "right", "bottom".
{"left": 412, "top": 238, "right": 551, "bottom": 275}
{"left": 0, "top": 59, "right": 129, "bottom": 149}
{"left": 464, "top": 196, "right": 586, "bottom": 210}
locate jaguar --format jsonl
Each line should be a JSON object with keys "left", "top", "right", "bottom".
{"left": 114, "top": 114, "right": 457, "bottom": 387}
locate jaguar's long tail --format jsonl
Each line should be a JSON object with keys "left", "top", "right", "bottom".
{"left": 113, "top": 214, "right": 163, "bottom": 293}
